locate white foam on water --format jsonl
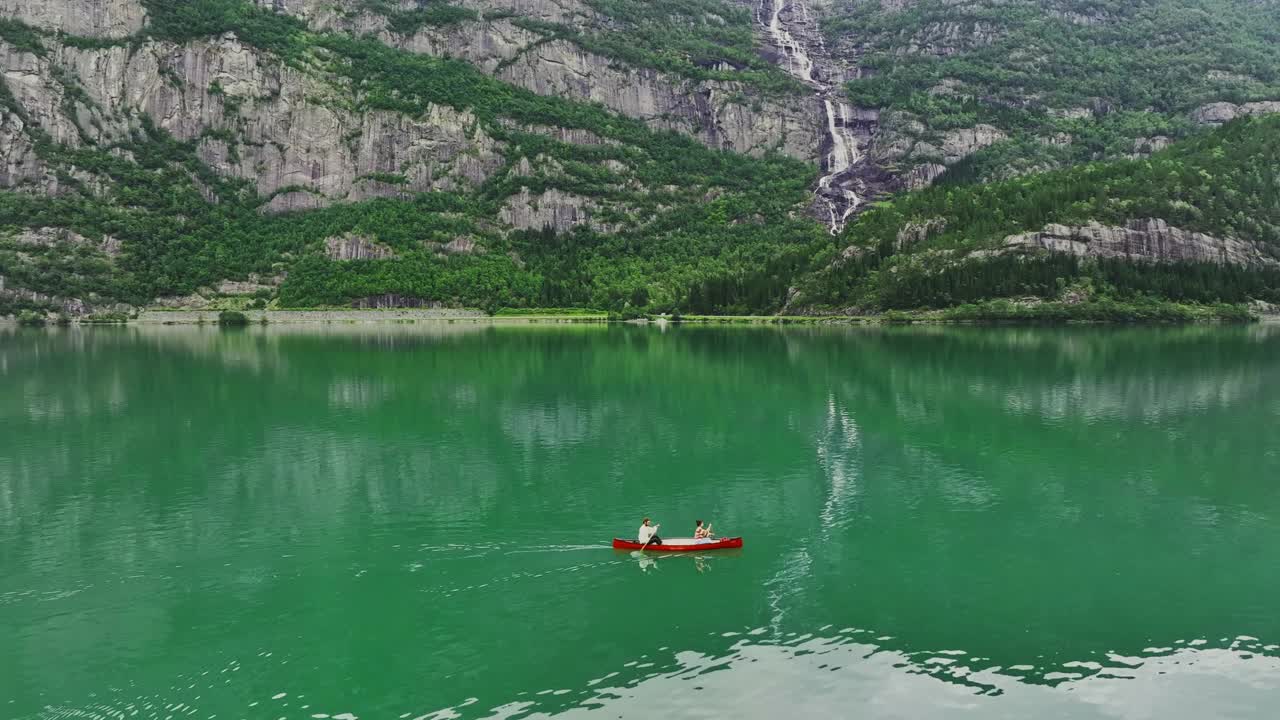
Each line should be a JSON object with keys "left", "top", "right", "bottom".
{"left": 505, "top": 638, "right": 1280, "bottom": 719}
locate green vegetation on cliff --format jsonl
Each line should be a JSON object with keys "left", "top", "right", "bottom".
{"left": 0, "top": 0, "right": 822, "bottom": 314}
{"left": 829, "top": 0, "right": 1280, "bottom": 181}
{"left": 796, "top": 115, "right": 1280, "bottom": 312}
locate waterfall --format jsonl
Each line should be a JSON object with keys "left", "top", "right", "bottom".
{"left": 818, "top": 100, "right": 862, "bottom": 234}
{"left": 765, "top": 0, "right": 815, "bottom": 83}
{"left": 758, "top": 0, "right": 864, "bottom": 234}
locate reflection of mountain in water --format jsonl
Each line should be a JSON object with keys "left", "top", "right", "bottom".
{"left": 3, "top": 324, "right": 1280, "bottom": 715}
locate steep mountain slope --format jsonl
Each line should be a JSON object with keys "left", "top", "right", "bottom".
{"left": 793, "top": 114, "right": 1280, "bottom": 314}
{"left": 0, "top": 0, "right": 1278, "bottom": 318}
{"left": 0, "top": 0, "right": 826, "bottom": 313}
{"left": 827, "top": 0, "right": 1280, "bottom": 186}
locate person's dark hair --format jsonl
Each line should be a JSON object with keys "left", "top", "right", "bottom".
{"left": 695, "top": 519, "right": 703, "bottom": 526}
{"left": 643, "top": 517, "right": 650, "bottom": 524}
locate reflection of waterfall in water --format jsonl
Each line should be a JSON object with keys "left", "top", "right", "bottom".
{"left": 817, "top": 394, "right": 861, "bottom": 533}
{"left": 764, "top": 395, "right": 862, "bottom": 632}
{"left": 758, "top": 0, "right": 863, "bottom": 234}
{"left": 765, "top": 546, "right": 812, "bottom": 633}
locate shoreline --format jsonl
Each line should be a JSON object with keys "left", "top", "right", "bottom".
{"left": 4, "top": 306, "right": 1276, "bottom": 326}
{"left": 129, "top": 308, "right": 611, "bottom": 324}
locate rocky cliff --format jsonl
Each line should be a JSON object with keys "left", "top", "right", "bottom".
{"left": 997, "top": 220, "right": 1280, "bottom": 268}
{"left": 0, "top": 0, "right": 146, "bottom": 38}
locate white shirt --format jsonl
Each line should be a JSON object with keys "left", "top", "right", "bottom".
{"left": 638, "top": 523, "right": 659, "bottom": 543}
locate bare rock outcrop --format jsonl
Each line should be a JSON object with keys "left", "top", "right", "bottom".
{"left": 903, "top": 162, "right": 946, "bottom": 190}
{"left": 1190, "top": 101, "right": 1280, "bottom": 126}
{"left": 499, "top": 186, "right": 610, "bottom": 232}
{"left": 1130, "top": 136, "right": 1171, "bottom": 158}
{"left": 257, "top": 2, "right": 817, "bottom": 161}
{"left": 217, "top": 278, "right": 277, "bottom": 295}
{"left": 998, "top": 219, "right": 1279, "bottom": 267}
{"left": 424, "top": 236, "right": 485, "bottom": 256}
{"left": 9, "top": 227, "right": 121, "bottom": 256}
{"left": 898, "top": 21, "right": 1002, "bottom": 57}
{"left": 0, "top": 0, "right": 146, "bottom": 39}
{"left": 494, "top": 37, "right": 817, "bottom": 159}
{"left": 325, "top": 233, "right": 396, "bottom": 260}
{"left": 0, "top": 43, "right": 91, "bottom": 148}
{"left": 77, "top": 38, "right": 504, "bottom": 200}
{"left": 868, "top": 111, "right": 1005, "bottom": 189}
{"left": 0, "top": 277, "right": 89, "bottom": 315}
{"left": 895, "top": 217, "right": 947, "bottom": 252}
{"left": 0, "top": 110, "right": 51, "bottom": 189}
{"left": 940, "top": 124, "right": 1006, "bottom": 164}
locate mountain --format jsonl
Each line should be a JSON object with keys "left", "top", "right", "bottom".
{"left": 0, "top": 0, "right": 1278, "bottom": 318}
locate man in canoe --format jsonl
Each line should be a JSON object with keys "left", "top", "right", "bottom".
{"left": 638, "top": 517, "right": 662, "bottom": 545}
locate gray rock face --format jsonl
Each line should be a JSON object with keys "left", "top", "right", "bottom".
{"left": 439, "top": 237, "right": 484, "bottom": 255}
{"left": 254, "top": 1, "right": 818, "bottom": 161}
{"left": 10, "top": 226, "right": 120, "bottom": 256}
{"left": 0, "top": 0, "right": 821, "bottom": 224}
{"left": 499, "top": 121, "right": 618, "bottom": 147}
{"left": 895, "top": 217, "right": 947, "bottom": 252}
{"left": 1130, "top": 136, "right": 1172, "bottom": 157}
{"left": 44, "top": 36, "right": 507, "bottom": 204}
{"left": 0, "top": 45, "right": 88, "bottom": 148}
{"left": 325, "top": 233, "right": 396, "bottom": 260}
{"left": 1190, "top": 101, "right": 1280, "bottom": 126}
{"left": 0, "top": 0, "right": 146, "bottom": 39}
{"left": 499, "top": 186, "right": 609, "bottom": 232}
{"left": 492, "top": 37, "right": 817, "bottom": 160}
{"left": 904, "top": 163, "right": 946, "bottom": 189}
{"left": 217, "top": 280, "right": 276, "bottom": 295}
{"left": 898, "top": 21, "right": 1002, "bottom": 57}
{"left": 867, "top": 111, "right": 1005, "bottom": 189}
{"left": 0, "top": 278, "right": 90, "bottom": 315}
{"left": 999, "top": 219, "right": 1279, "bottom": 267}
{"left": 940, "top": 124, "right": 1007, "bottom": 164}
{"left": 0, "top": 110, "right": 49, "bottom": 188}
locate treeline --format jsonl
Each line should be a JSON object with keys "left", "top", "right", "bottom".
{"left": 277, "top": 254, "right": 540, "bottom": 312}
{"left": 876, "top": 254, "right": 1280, "bottom": 310}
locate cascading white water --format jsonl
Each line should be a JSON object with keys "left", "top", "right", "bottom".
{"left": 818, "top": 99, "right": 862, "bottom": 233}
{"left": 759, "top": 0, "right": 864, "bottom": 235}
{"left": 765, "top": 0, "right": 815, "bottom": 83}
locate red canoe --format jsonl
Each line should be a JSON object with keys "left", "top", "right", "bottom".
{"left": 612, "top": 537, "right": 743, "bottom": 552}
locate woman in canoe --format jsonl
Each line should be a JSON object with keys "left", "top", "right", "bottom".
{"left": 694, "top": 519, "right": 715, "bottom": 542}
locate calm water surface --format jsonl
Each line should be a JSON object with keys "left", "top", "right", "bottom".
{"left": 2, "top": 323, "right": 1279, "bottom": 719}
